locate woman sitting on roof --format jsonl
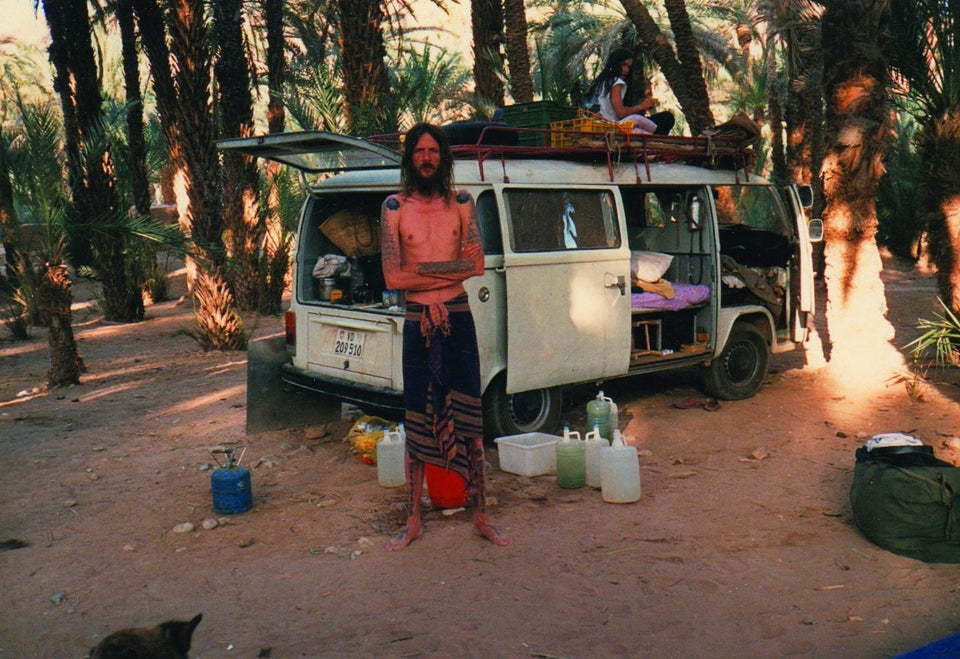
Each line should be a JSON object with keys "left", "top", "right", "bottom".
{"left": 585, "top": 47, "right": 675, "bottom": 136}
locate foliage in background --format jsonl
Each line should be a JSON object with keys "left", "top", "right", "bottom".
{"left": 907, "top": 299, "right": 960, "bottom": 367}
{"left": 876, "top": 113, "right": 923, "bottom": 260}
{"left": 391, "top": 42, "right": 471, "bottom": 128}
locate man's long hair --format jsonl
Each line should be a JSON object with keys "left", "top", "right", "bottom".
{"left": 400, "top": 122, "right": 454, "bottom": 198}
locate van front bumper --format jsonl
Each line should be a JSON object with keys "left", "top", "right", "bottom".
{"left": 280, "top": 363, "right": 405, "bottom": 413}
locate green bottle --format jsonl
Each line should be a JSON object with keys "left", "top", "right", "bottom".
{"left": 556, "top": 426, "right": 586, "bottom": 489}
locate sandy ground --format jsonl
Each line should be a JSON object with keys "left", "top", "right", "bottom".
{"left": 3, "top": 255, "right": 960, "bottom": 658}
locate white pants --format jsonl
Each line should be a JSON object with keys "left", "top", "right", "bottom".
{"left": 620, "top": 114, "right": 657, "bottom": 134}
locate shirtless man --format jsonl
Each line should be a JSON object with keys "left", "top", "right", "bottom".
{"left": 381, "top": 122, "right": 511, "bottom": 551}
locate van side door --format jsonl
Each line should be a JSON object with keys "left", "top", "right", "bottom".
{"left": 500, "top": 187, "right": 631, "bottom": 392}
{"left": 783, "top": 185, "right": 817, "bottom": 343}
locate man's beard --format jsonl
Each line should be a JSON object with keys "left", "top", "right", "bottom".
{"left": 413, "top": 166, "right": 444, "bottom": 197}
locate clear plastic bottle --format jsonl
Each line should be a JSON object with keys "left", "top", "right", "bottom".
{"left": 376, "top": 427, "right": 406, "bottom": 488}
{"left": 584, "top": 424, "right": 610, "bottom": 488}
{"left": 600, "top": 430, "right": 641, "bottom": 503}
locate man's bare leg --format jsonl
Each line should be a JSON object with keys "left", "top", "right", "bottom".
{"left": 474, "top": 510, "right": 512, "bottom": 546}
{"left": 386, "top": 457, "right": 425, "bottom": 551}
{"left": 469, "top": 436, "right": 512, "bottom": 546}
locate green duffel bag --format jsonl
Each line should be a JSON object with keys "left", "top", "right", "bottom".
{"left": 850, "top": 445, "right": 960, "bottom": 563}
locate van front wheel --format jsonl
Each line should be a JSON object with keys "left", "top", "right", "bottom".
{"left": 482, "top": 373, "right": 562, "bottom": 440}
{"left": 700, "top": 323, "right": 769, "bottom": 400}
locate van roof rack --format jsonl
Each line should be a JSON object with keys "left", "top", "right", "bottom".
{"left": 367, "top": 119, "right": 758, "bottom": 184}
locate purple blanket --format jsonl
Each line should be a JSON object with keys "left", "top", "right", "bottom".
{"left": 632, "top": 283, "right": 710, "bottom": 311}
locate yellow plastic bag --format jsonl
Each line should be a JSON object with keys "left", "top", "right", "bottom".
{"left": 346, "top": 415, "right": 396, "bottom": 465}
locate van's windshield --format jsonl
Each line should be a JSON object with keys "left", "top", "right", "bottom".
{"left": 713, "top": 184, "right": 791, "bottom": 236}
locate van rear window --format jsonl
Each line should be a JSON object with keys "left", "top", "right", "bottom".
{"left": 504, "top": 189, "right": 619, "bottom": 252}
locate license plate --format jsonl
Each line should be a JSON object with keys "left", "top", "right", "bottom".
{"left": 333, "top": 329, "right": 365, "bottom": 358}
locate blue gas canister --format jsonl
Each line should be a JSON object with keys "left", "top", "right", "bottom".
{"left": 210, "top": 448, "right": 252, "bottom": 514}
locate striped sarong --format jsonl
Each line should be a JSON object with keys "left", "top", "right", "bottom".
{"left": 402, "top": 293, "right": 483, "bottom": 484}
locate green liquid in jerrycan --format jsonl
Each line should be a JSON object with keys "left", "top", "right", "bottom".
{"left": 556, "top": 426, "right": 586, "bottom": 489}
{"left": 586, "top": 390, "right": 617, "bottom": 441}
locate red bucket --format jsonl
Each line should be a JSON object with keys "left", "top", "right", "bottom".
{"left": 424, "top": 463, "right": 468, "bottom": 508}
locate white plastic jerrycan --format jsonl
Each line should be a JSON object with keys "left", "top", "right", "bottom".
{"left": 600, "top": 429, "right": 641, "bottom": 503}
{"left": 376, "top": 425, "right": 406, "bottom": 488}
{"left": 584, "top": 424, "right": 610, "bottom": 488}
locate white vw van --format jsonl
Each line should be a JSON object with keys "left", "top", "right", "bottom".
{"left": 221, "top": 128, "right": 820, "bottom": 438}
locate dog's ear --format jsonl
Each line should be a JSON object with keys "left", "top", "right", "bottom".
{"left": 160, "top": 614, "right": 202, "bottom": 653}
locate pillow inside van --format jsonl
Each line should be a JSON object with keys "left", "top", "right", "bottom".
{"left": 631, "top": 251, "right": 673, "bottom": 282}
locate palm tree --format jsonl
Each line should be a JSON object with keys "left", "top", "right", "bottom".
{"left": 503, "top": 0, "right": 533, "bottom": 103}
{"left": 113, "top": 0, "right": 151, "bottom": 218}
{"left": 617, "top": 0, "right": 714, "bottom": 133}
{"left": 259, "top": 0, "right": 290, "bottom": 316}
{"left": 887, "top": 0, "right": 960, "bottom": 313}
{"left": 131, "top": 0, "right": 245, "bottom": 349}
{"left": 819, "top": 0, "right": 902, "bottom": 390}
{"left": 0, "top": 128, "right": 22, "bottom": 304}
{"left": 42, "top": 0, "right": 144, "bottom": 323}
{"left": 336, "top": 0, "right": 395, "bottom": 134}
{"left": 471, "top": 0, "right": 505, "bottom": 117}
{"left": 6, "top": 99, "right": 84, "bottom": 385}
{"left": 392, "top": 43, "right": 472, "bottom": 126}
{"left": 214, "top": 0, "right": 264, "bottom": 312}
{"left": 165, "top": 0, "right": 246, "bottom": 349}
{"left": 778, "top": 0, "right": 825, "bottom": 193}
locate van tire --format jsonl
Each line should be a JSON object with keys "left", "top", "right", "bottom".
{"left": 482, "top": 373, "right": 562, "bottom": 440}
{"left": 700, "top": 323, "right": 769, "bottom": 400}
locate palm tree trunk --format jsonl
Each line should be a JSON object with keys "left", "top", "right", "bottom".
{"left": 922, "top": 112, "right": 960, "bottom": 312}
{"left": 785, "top": 14, "right": 824, "bottom": 191}
{"left": 820, "top": 0, "right": 902, "bottom": 391}
{"left": 260, "top": 0, "right": 290, "bottom": 316}
{"left": 503, "top": 0, "right": 533, "bottom": 104}
{"left": 471, "top": 0, "right": 505, "bottom": 118}
{"left": 117, "top": 0, "right": 151, "bottom": 217}
{"left": 132, "top": 0, "right": 194, "bottom": 292}
{"left": 37, "top": 261, "right": 83, "bottom": 387}
{"left": 214, "top": 0, "right": 264, "bottom": 312}
{"left": 336, "top": 0, "right": 393, "bottom": 135}
{"left": 42, "top": 0, "right": 90, "bottom": 269}
{"left": 0, "top": 130, "right": 23, "bottom": 296}
{"left": 618, "top": 0, "right": 714, "bottom": 134}
{"left": 167, "top": 0, "right": 246, "bottom": 350}
{"left": 766, "top": 38, "right": 786, "bottom": 184}
{"left": 662, "top": 0, "right": 714, "bottom": 133}
{"left": 43, "top": 0, "right": 144, "bottom": 323}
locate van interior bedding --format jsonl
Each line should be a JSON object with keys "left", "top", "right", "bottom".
{"left": 631, "top": 283, "right": 710, "bottom": 311}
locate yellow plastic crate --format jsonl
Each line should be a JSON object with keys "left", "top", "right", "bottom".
{"left": 549, "top": 113, "right": 634, "bottom": 147}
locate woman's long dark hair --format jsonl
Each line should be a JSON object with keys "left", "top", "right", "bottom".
{"left": 400, "top": 122, "right": 454, "bottom": 198}
{"left": 584, "top": 47, "right": 634, "bottom": 104}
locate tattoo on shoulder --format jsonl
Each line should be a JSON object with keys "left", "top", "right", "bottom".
{"left": 385, "top": 197, "right": 401, "bottom": 211}
{"left": 456, "top": 191, "right": 471, "bottom": 204}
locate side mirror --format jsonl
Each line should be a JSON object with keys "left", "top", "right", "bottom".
{"left": 808, "top": 218, "right": 823, "bottom": 243}
{"left": 797, "top": 185, "right": 814, "bottom": 209}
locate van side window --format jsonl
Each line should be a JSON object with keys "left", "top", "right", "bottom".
{"left": 504, "top": 189, "right": 619, "bottom": 252}
{"left": 476, "top": 190, "right": 503, "bottom": 255}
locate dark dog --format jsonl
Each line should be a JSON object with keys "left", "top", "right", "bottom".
{"left": 88, "top": 613, "right": 202, "bottom": 659}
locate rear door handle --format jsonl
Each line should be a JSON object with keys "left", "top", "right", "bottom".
{"left": 604, "top": 273, "right": 626, "bottom": 295}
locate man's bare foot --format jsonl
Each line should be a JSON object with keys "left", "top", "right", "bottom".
{"left": 386, "top": 520, "right": 423, "bottom": 551}
{"left": 474, "top": 515, "right": 512, "bottom": 546}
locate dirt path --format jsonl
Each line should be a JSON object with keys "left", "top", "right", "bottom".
{"left": 2, "top": 257, "right": 960, "bottom": 658}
